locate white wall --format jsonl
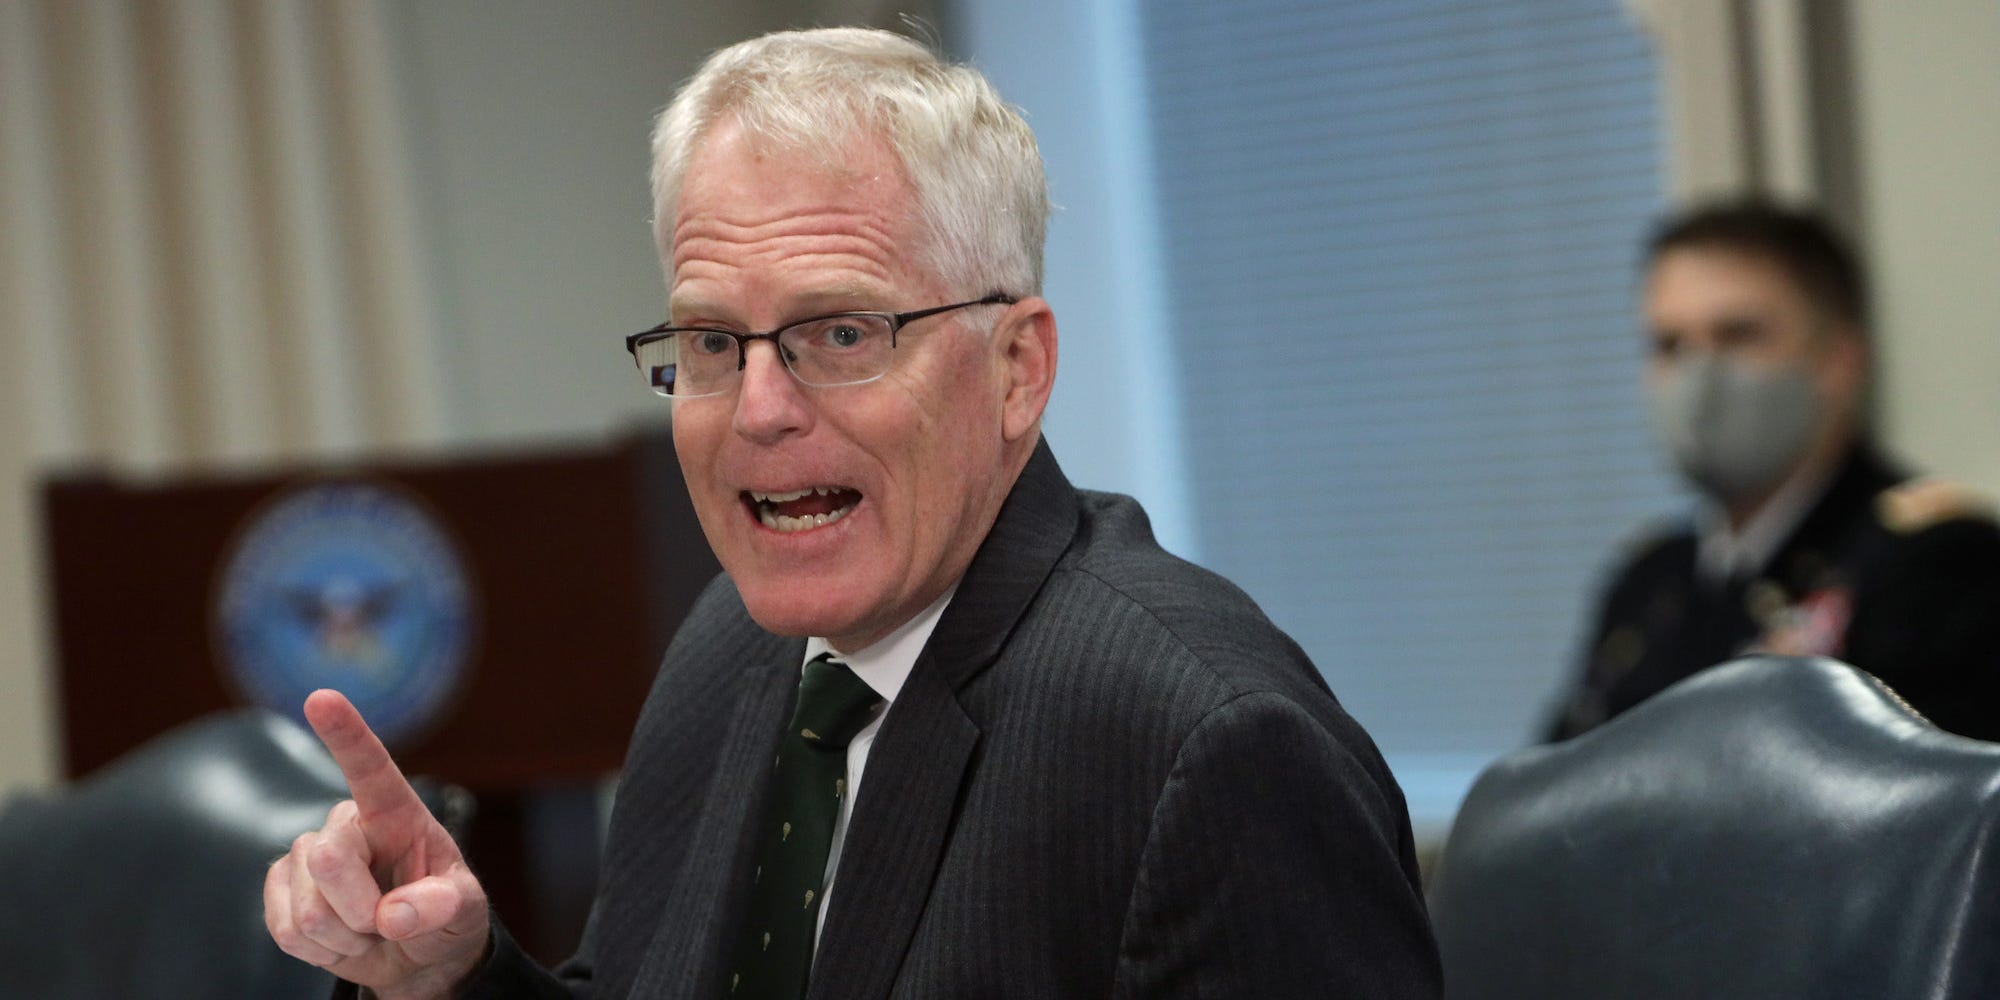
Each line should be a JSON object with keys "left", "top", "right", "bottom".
{"left": 387, "top": 0, "right": 810, "bottom": 448}
{"left": 1850, "top": 0, "right": 2000, "bottom": 494}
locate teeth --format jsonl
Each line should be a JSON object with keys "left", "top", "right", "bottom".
{"left": 747, "top": 486, "right": 854, "bottom": 503}
{"left": 756, "top": 500, "right": 856, "bottom": 533}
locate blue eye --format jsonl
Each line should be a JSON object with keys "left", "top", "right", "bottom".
{"left": 692, "top": 331, "right": 735, "bottom": 356}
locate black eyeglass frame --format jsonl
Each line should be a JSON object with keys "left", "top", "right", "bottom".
{"left": 623, "top": 292, "right": 1019, "bottom": 394}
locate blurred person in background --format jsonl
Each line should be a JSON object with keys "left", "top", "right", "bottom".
{"left": 263, "top": 27, "right": 1440, "bottom": 1000}
{"left": 1549, "top": 200, "right": 2000, "bottom": 742}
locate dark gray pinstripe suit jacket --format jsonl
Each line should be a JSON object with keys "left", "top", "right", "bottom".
{"left": 461, "top": 441, "right": 1441, "bottom": 998}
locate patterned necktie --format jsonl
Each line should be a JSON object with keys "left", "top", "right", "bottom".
{"left": 726, "top": 653, "right": 885, "bottom": 999}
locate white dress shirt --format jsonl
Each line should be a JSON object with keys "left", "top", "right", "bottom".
{"left": 801, "top": 585, "right": 956, "bottom": 945}
{"left": 1695, "top": 451, "right": 1840, "bottom": 583}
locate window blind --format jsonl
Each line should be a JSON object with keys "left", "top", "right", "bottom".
{"left": 1138, "top": 0, "right": 1680, "bottom": 828}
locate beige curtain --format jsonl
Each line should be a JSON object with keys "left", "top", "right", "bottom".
{"left": 1626, "top": 0, "right": 1860, "bottom": 219}
{"left": 0, "top": 0, "right": 447, "bottom": 792}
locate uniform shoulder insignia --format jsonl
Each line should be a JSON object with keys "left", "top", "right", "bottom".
{"left": 1877, "top": 477, "right": 1998, "bottom": 534}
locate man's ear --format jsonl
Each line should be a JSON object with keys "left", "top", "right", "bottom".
{"left": 995, "top": 297, "right": 1057, "bottom": 442}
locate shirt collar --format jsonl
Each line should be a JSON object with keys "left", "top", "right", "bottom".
{"left": 1696, "top": 450, "right": 1840, "bottom": 581}
{"left": 801, "top": 584, "right": 958, "bottom": 704}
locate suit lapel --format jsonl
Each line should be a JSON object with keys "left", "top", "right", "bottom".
{"left": 630, "top": 632, "right": 803, "bottom": 1000}
{"left": 805, "top": 441, "right": 1080, "bottom": 1000}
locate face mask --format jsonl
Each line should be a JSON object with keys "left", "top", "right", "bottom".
{"left": 1648, "top": 353, "right": 1821, "bottom": 503}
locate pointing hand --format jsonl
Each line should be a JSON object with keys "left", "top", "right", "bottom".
{"left": 265, "top": 690, "right": 489, "bottom": 999}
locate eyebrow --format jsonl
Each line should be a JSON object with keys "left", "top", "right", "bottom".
{"left": 667, "top": 282, "right": 888, "bottom": 328}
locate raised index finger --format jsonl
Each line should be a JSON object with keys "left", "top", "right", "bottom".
{"left": 303, "top": 688, "right": 426, "bottom": 825}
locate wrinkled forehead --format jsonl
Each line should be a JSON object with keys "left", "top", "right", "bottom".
{"left": 674, "top": 122, "right": 941, "bottom": 278}
{"left": 667, "top": 121, "right": 940, "bottom": 303}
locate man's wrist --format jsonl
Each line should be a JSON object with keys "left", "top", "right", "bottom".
{"left": 354, "top": 936, "right": 492, "bottom": 1000}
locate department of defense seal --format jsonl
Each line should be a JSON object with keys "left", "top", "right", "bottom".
{"left": 214, "top": 481, "right": 475, "bottom": 748}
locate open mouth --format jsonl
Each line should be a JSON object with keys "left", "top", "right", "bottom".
{"left": 745, "top": 486, "right": 862, "bottom": 533}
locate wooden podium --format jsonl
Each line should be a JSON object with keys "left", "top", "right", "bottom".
{"left": 40, "top": 426, "right": 720, "bottom": 961}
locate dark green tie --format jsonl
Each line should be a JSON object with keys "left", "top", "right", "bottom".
{"left": 726, "top": 653, "right": 885, "bottom": 999}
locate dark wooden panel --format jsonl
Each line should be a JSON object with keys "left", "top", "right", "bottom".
{"left": 42, "top": 428, "right": 719, "bottom": 790}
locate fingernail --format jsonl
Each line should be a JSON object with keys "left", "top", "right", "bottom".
{"left": 381, "top": 902, "right": 417, "bottom": 938}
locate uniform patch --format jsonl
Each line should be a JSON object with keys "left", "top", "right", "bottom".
{"left": 1879, "top": 477, "right": 1997, "bottom": 534}
{"left": 1753, "top": 587, "right": 1852, "bottom": 658}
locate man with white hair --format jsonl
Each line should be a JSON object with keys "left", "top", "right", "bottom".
{"left": 266, "top": 28, "right": 1440, "bottom": 999}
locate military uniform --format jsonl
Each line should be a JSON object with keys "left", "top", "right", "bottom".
{"left": 1550, "top": 444, "right": 2000, "bottom": 742}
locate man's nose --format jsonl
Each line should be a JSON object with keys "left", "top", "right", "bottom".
{"left": 731, "top": 339, "right": 812, "bottom": 442}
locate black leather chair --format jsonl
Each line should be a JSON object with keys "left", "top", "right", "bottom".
{"left": 0, "top": 709, "right": 469, "bottom": 999}
{"left": 1428, "top": 656, "right": 2000, "bottom": 1000}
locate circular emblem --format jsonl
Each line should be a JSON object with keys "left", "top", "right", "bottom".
{"left": 215, "top": 482, "right": 474, "bottom": 747}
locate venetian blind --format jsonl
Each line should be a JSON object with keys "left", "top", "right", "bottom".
{"left": 1139, "top": 0, "right": 1681, "bottom": 827}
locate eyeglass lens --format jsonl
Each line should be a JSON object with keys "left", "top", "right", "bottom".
{"left": 633, "top": 313, "right": 898, "bottom": 397}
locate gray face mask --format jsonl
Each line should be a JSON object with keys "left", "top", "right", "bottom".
{"left": 1648, "top": 353, "right": 1821, "bottom": 502}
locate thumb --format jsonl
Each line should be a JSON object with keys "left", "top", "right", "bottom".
{"left": 379, "top": 863, "right": 490, "bottom": 955}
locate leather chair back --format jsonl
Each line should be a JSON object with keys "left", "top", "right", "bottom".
{"left": 1428, "top": 656, "right": 2000, "bottom": 1000}
{"left": 0, "top": 711, "right": 391, "bottom": 998}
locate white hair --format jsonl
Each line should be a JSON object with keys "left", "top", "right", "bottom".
{"left": 650, "top": 28, "right": 1048, "bottom": 298}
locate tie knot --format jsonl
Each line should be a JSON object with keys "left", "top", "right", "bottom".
{"left": 791, "top": 654, "right": 883, "bottom": 750}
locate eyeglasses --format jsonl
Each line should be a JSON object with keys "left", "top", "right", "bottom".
{"left": 624, "top": 293, "right": 1018, "bottom": 398}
